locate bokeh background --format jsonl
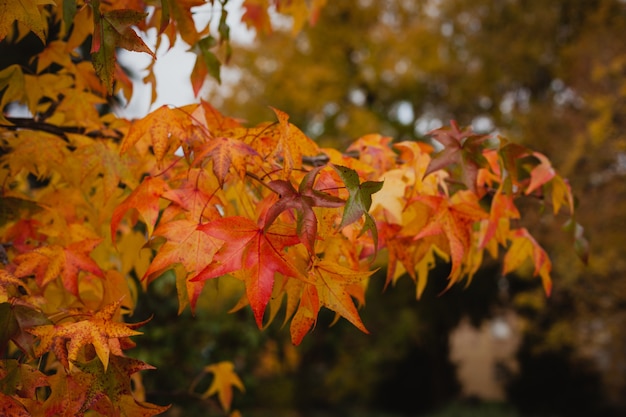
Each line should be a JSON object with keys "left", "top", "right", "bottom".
{"left": 125, "top": 1, "right": 626, "bottom": 416}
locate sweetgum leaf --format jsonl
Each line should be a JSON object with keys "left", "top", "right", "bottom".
{"left": 332, "top": 164, "right": 383, "bottom": 249}
{"left": 195, "top": 217, "right": 301, "bottom": 327}
{"left": 91, "top": 1, "right": 155, "bottom": 94}
{"left": 425, "top": 121, "right": 489, "bottom": 192}
{"left": 200, "top": 361, "right": 245, "bottom": 412}
{"left": 265, "top": 166, "right": 344, "bottom": 253}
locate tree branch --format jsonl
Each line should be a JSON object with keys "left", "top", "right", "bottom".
{"left": 1, "top": 117, "right": 123, "bottom": 141}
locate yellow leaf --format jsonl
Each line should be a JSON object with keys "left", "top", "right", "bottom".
{"left": 276, "top": 0, "right": 309, "bottom": 35}
{"left": 36, "top": 40, "right": 73, "bottom": 72}
{"left": 0, "top": 0, "right": 54, "bottom": 42}
{"left": 201, "top": 361, "right": 245, "bottom": 412}
{"left": 503, "top": 228, "right": 552, "bottom": 295}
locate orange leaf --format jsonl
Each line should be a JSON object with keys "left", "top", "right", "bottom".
{"left": 479, "top": 189, "right": 520, "bottom": 248}
{"left": 28, "top": 300, "right": 142, "bottom": 371}
{"left": 0, "top": 392, "right": 33, "bottom": 417}
{"left": 42, "top": 370, "right": 95, "bottom": 416}
{"left": 241, "top": 0, "right": 272, "bottom": 35}
{"left": 192, "top": 136, "right": 258, "bottom": 185}
{"left": 525, "top": 152, "right": 556, "bottom": 195}
{"left": 120, "top": 105, "right": 195, "bottom": 164}
{"left": 162, "top": 0, "right": 206, "bottom": 46}
{"left": 13, "top": 239, "right": 104, "bottom": 296}
{"left": 192, "top": 101, "right": 243, "bottom": 134}
{"left": 117, "top": 395, "right": 172, "bottom": 417}
{"left": 411, "top": 192, "right": 487, "bottom": 286}
{"left": 270, "top": 107, "right": 320, "bottom": 174}
{"left": 289, "top": 281, "right": 319, "bottom": 345}
{"left": 290, "top": 259, "right": 372, "bottom": 345}
{"left": 111, "top": 176, "right": 169, "bottom": 244}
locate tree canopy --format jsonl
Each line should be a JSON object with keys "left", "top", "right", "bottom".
{"left": 0, "top": 1, "right": 591, "bottom": 416}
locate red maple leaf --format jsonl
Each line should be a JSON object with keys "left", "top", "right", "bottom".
{"left": 265, "top": 166, "right": 344, "bottom": 253}
{"left": 193, "top": 216, "right": 302, "bottom": 327}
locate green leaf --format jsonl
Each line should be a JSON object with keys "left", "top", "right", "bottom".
{"left": 91, "top": 1, "right": 155, "bottom": 94}
{"left": 160, "top": 0, "right": 170, "bottom": 33}
{"left": 0, "top": 303, "right": 19, "bottom": 355}
{"left": 62, "top": 0, "right": 77, "bottom": 32}
{"left": 0, "top": 197, "right": 41, "bottom": 227}
{"left": 332, "top": 164, "right": 383, "bottom": 250}
{"left": 0, "top": 302, "right": 50, "bottom": 357}
{"left": 333, "top": 165, "right": 383, "bottom": 227}
{"left": 198, "top": 36, "right": 222, "bottom": 83}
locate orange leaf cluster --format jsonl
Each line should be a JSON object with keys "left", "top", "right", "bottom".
{"left": 0, "top": 1, "right": 580, "bottom": 415}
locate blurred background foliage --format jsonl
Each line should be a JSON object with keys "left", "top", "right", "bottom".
{"left": 131, "top": 0, "right": 626, "bottom": 416}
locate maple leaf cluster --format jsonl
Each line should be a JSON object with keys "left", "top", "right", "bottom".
{"left": 0, "top": 0, "right": 584, "bottom": 416}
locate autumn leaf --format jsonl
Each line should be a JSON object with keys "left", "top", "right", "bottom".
{"left": 198, "top": 361, "right": 244, "bottom": 412}
{"left": 0, "top": 393, "right": 30, "bottom": 417}
{"left": 525, "top": 152, "right": 556, "bottom": 195}
{"left": 275, "top": 0, "right": 309, "bottom": 34}
{"left": 0, "top": 0, "right": 53, "bottom": 42}
{"left": 194, "top": 216, "right": 302, "bottom": 327}
{"left": 0, "top": 65, "right": 26, "bottom": 123}
{"left": 0, "top": 301, "right": 50, "bottom": 357}
{"left": 265, "top": 166, "right": 344, "bottom": 253}
{"left": 161, "top": 168, "right": 223, "bottom": 221}
{"left": 161, "top": 0, "right": 206, "bottom": 46}
{"left": 28, "top": 300, "right": 142, "bottom": 371}
{"left": 479, "top": 189, "right": 521, "bottom": 248}
{"left": 332, "top": 164, "right": 383, "bottom": 249}
{"left": 0, "top": 360, "right": 49, "bottom": 399}
{"left": 271, "top": 107, "right": 321, "bottom": 174}
{"left": 503, "top": 228, "right": 553, "bottom": 295}
{"left": 549, "top": 174, "right": 574, "bottom": 215}
{"left": 37, "top": 40, "right": 74, "bottom": 73}
{"left": 73, "top": 355, "right": 158, "bottom": 414}
{"left": 117, "top": 395, "right": 172, "bottom": 417}
{"left": 241, "top": 0, "right": 272, "bottom": 34}
{"left": 288, "top": 278, "right": 317, "bottom": 345}
{"left": 13, "top": 239, "right": 104, "bottom": 296}
{"left": 111, "top": 176, "right": 169, "bottom": 244}
{"left": 121, "top": 105, "right": 198, "bottom": 164}
{"left": 288, "top": 256, "right": 371, "bottom": 345}
{"left": 91, "top": 1, "right": 156, "bottom": 94}
{"left": 192, "top": 101, "right": 243, "bottom": 134}
{"left": 197, "top": 35, "right": 222, "bottom": 83}
{"left": 3, "top": 131, "right": 70, "bottom": 180}
{"left": 70, "top": 140, "right": 137, "bottom": 201}
{"left": 192, "top": 136, "right": 258, "bottom": 185}
{"left": 143, "top": 219, "right": 221, "bottom": 311}
{"left": 410, "top": 192, "right": 487, "bottom": 286}
{"left": 424, "top": 121, "right": 489, "bottom": 193}
{"left": 42, "top": 370, "right": 96, "bottom": 417}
